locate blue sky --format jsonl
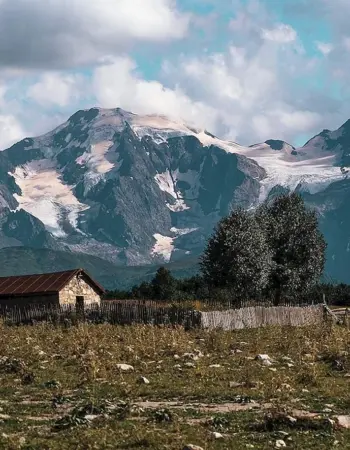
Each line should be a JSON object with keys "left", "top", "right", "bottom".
{"left": 0, "top": 0, "right": 349, "bottom": 149}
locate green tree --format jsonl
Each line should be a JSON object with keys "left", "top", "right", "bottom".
{"left": 151, "top": 267, "right": 177, "bottom": 301}
{"left": 176, "top": 275, "right": 210, "bottom": 301}
{"left": 130, "top": 281, "right": 153, "bottom": 299}
{"left": 200, "top": 208, "right": 272, "bottom": 300}
{"left": 257, "top": 193, "right": 326, "bottom": 304}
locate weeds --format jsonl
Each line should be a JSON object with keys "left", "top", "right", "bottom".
{"left": 0, "top": 356, "right": 27, "bottom": 374}
{"left": 53, "top": 410, "right": 91, "bottom": 431}
{"left": 20, "top": 371, "right": 36, "bottom": 385}
{"left": 206, "top": 415, "right": 231, "bottom": 430}
{"left": 51, "top": 394, "right": 72, "bottom": 408}
{"left": 0, "top": 322, "right": 349, "bottom": 448}
{"left": 150, "top": 408, "right": 175, "bottom": 423}
{"left": 253, "top": 410, "right": 334, "bottom": 433}
{"left": 53, "top": 400, "right": 111, "bottom": 431}
{"left": 295, "top": 368, "right": 319, "bottom": 387}
{"left": 44, "top": 380, "right": 61, "bottom": 389}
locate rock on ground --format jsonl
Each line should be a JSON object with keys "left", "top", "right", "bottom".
{"left": 116, "top": 364, "right": 134, "bottom": 372}
{"left": 211, "top": 432, "right": 224, "bottom": 439}
{"left": 139, "top": 376, "right": 150, "bottom": 384}
{"left": 183, "top": 445, "right": 204, "bottom": 450}
{"left": 334, "top": 415, "right": 350, "bottom": 429}
{"left": 256, "top": 354, "right": 272, "bottom": 361}
{"left": 184, "top": 362, "right": 196, "bottom": 368}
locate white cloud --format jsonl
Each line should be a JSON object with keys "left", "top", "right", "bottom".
{"left": 297, "top": 0, "right": 350, "bottom": 92}
{"left": 158, "top": 40, "right": 322, "bottom": 143}
{"left": 316, "top": 41, "right": 333, "bottom": 55}
{"left": 278, "top": 110, "right": 322, "bottom": 131}
{"left": 0, "top": 0, "right": 189, "bottom": 70}
{"left": 343, "top": 37, "right": 350, "bottom": 51}
{"left": 0, "top": 0, "right": 348, "bottom": 151}
{"left": 92, "top": 57, "right": 217, "bottom": 131}
{"left": 252, "top": 108, "right": 322, "bottom": 139}
{"left": 90, "top": 42, "right": 322, "bottom": 146}
{"left": 181, "top": 53, "right": 244, "bottom": 101}
{"left": 261, "top": 24, "right": 297, "bottom": 43}
{"left": 0, "top": 114, "right": 25, "bottom": 150}
{"left": 0, "top": 80, "right": 26, "bottom": 149}
{"left": 27, "top": 73, "right": 84, "bottom": 107}
{"left": 0, "top": 85, "right": 6, "bottom": 106}
{"left": 251, "top": 115, "right": 274, "bottom": 138}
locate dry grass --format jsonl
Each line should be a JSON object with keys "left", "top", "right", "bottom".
{"left": 0, "top": 320, "right": 350, "bottom": 448}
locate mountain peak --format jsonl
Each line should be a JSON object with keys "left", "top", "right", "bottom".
{"left": 0, "top": 106, "right": 350, "bottom": 285}
{"left": 264, "top": 139, "right": 295, "bottom": 151}
{"left": 339, "top": 118, "right": 350, "bottom": 130}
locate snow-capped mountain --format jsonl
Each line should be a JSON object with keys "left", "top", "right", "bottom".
{"left": 1, "top": 106, "right": 350, "bottom": 285}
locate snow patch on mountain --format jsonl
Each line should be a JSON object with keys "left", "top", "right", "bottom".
{"left": 154, "top": 170, "right": 190, "bottom": 212}
{"left": 175, "top": 169, "right": 201, "bottom": 199}
{"left": 155, "top": 170, "right": 177, "bottom": 198}
{"left": 151, "top": 233, "right": 174, "bottom": 262}
{"left": 76, "top": 140, "right": 115, "bottom": 174}
{"left": 10, "top": 160, "right": 89, "bottom": 237}
{"left": 244, "top": 144, "right": 347, "bottom": 201}
{"left": 122, "top": 107, "right": 348, "bottom": 201}
{"left": 89, "top": 108, "right": 243, "bottom": 152}
{"left": 130, "top": 114, "right": 244, "bottom": 153}
{"left": 167, "top": 200, "right": 190, "bottom": 212}
{"left": 100, "top": 107, "right": 347, "bottom": 201}
{"left": 170, "top": 227, "right": 198, "bottom": 236}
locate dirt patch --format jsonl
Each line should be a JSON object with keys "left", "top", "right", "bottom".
{"left": 19, "top": 400, "right": 47, "bottom": 405}
{"left": 291, "top": 409, "right": 323, "bottom": 420}
{"left": 136, "top": 400, "right": 266, "bottom": 413}
{"left": 25, "top": 414, "right": 60, "bottom": 422}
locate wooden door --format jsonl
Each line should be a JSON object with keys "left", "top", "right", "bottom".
{"left": 76, "top": 296, "right": 85, "bottom": 315}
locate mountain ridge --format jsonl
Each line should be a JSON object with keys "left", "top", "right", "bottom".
{"left": 0, "top": 246, "right": 199, "bottom": 290}
{"left": 0, "top": 107, "right": 350, "bottom": 286}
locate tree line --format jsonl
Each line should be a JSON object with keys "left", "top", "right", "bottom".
{"left": 105, "top": 193, "right": 349, "bottom": 306}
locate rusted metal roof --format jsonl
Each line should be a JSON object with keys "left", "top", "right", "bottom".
{"left": 0, "top": 268, "right": 105, "bottom": 297}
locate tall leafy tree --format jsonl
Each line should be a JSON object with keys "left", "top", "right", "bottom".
{"left": 200, "top": 208, "right": 272, "bottom": 300}
{"left": 257, "top": 193, "right": 326, "bottom": 304}
{"left": 151, "top": 267, "right": 177, "bottom": 301}
{"left": 130, "top": 281, "right": 153, "bottom": 299}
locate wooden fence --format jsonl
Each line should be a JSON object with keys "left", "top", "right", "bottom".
{"left": 200, "top": 304, "right": 325, "bottom": 330}
{"left": 0, "top": 301, "right": 327, "bottom": 330}
{"left": 328, "top": 307, "right": 350, "bottom": 324}
{"left": 0, "top": 302, "right": 201, "bottom": 328}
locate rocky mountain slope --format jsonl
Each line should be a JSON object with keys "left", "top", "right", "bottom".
{"left": 0, "top": 107, "right": 350, "bottom": 286}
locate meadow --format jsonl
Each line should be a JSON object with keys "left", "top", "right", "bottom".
{"left": 0, "top": 320, "right": 350, "bottom": 449}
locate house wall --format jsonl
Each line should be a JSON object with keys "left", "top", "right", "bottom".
{"left": 59, "top": 275, "right": 101, "bottom": 306}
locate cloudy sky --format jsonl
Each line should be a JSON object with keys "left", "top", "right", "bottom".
{"left": 0, "top": 0, "right": 349, "bottom": 149}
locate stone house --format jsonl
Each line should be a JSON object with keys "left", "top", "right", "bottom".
{"left": 0, "top": 268, "right": 105, "bottom": 309}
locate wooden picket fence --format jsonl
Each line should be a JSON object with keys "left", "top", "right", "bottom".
{"left": 200, "top": 304, "right": 325, "bottom": 330}
{"left": 0, "top": 300, "right": 327, "bottom": 330}
{"left": 0, "top": 301, "right": 201, "bottom": 328}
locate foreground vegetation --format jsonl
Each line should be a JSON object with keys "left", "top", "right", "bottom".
{"left": 1, "top": 321, "right": 350, "bottom": 448}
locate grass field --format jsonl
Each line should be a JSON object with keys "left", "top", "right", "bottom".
{"left": 0, "top": 321, "right": 350, "bottom": 449}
